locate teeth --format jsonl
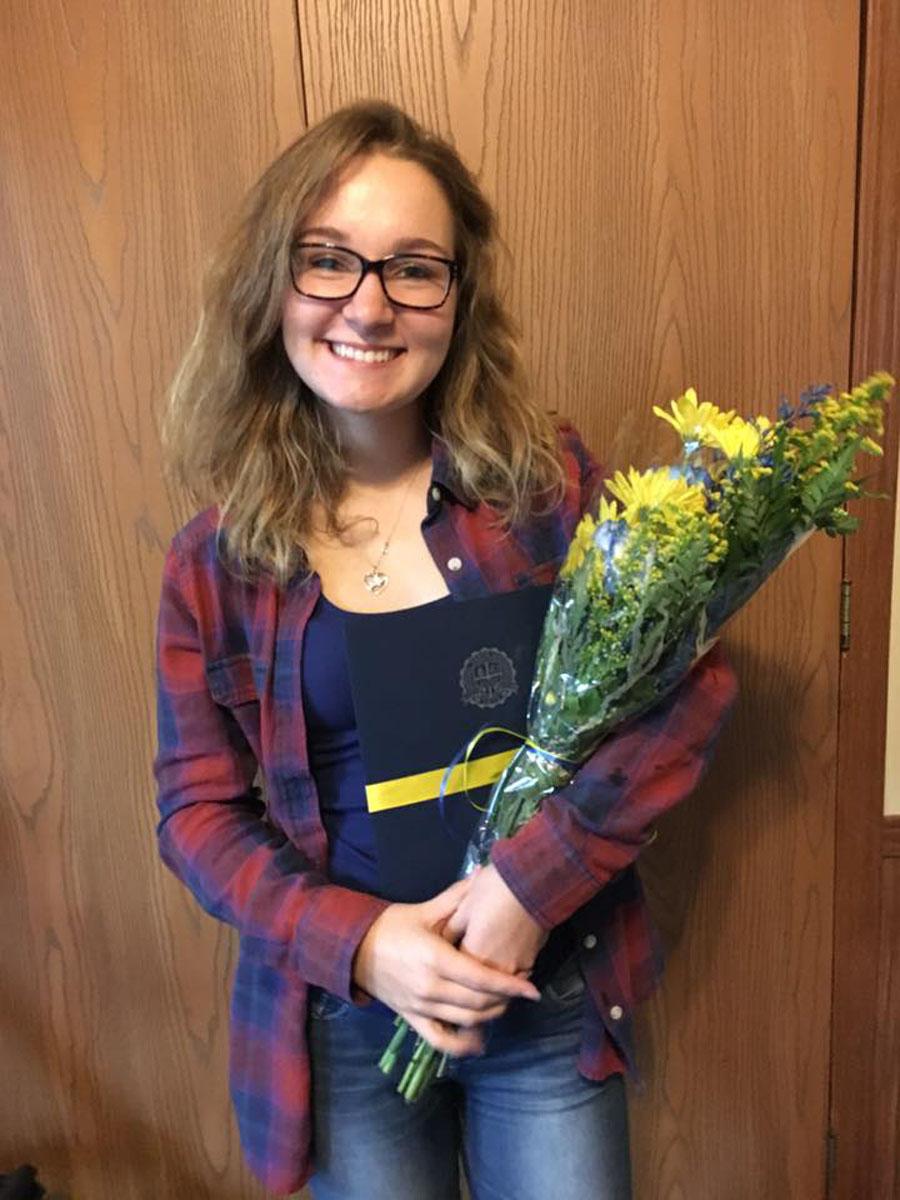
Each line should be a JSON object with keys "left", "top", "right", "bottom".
{"left": 330, "top": 343, "right": 400, "bottom": 363}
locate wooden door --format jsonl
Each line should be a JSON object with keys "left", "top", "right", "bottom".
{"left": 831, "top": 0, "right": 900, "bottom": 1195}
{"left": 0, "top": 4, "right": 304, "bottom": 1197}
{"left": 299, "top": 3, "right": 855, "bottom": 1196}
{"left": 0, "top": 2, "right": 863, "bottom": 1197}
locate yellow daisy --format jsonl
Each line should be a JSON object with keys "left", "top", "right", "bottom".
{"left": 708, "top": 416, "right": 764, "bottom": 460}
{"left": 606, "top": 467, "right": 707, "bottom": 521}
{"left": 560, "top": 513, "right": 597, "bottom": 577}
{"left": 597, "top": 496, "right": 620, "bottom": 524}
{"left": 653, "top": 387, "right": 736, "bottom": 445}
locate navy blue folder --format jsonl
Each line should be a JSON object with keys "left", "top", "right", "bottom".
{"left": 343, "top": 585, "right": 553, "bottom": 903}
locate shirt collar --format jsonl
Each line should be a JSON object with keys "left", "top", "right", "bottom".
{"left": 429, "top": 434, "right": 478, "bottom": 510}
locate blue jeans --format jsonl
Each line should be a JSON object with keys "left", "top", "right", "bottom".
{"left": 307, "top": 956, "right": 632, "bottom": 1200}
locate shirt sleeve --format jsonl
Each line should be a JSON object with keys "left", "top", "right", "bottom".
{"left": 153, "top": 539, "right": 389, "bottom": 1001}
{"left": 489, "top": 642, "right": 738, "bottom": 930}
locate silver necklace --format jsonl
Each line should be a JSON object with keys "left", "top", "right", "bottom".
{"left": 361, "top": 463, "right": 426, "bottom": 595}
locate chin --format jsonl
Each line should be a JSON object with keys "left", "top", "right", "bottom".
{"left": 320, "top": 391, "right": 421, "bottom": 418}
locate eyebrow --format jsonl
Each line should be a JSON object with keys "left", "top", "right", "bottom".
{"left": 299, "top": 225, "right": 453, "bottom": 258}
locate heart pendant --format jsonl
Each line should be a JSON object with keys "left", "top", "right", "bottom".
{"left": 364, "top": 569, "right": 388, "bottom": 594}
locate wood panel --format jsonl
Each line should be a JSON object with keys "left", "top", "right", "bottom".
{"left": 0, "top": 3, "right": 303, "bottom": 1197}
{"left": 297, "top": 2, "right": 857, "bottom": 1197}
{"left": 832, "top": 0, "right": 900, "bottom": 1192}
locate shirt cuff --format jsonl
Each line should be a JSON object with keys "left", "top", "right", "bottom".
{"left": 490, "top": 810, "right": 603, "bottom": 930}
{"left": 291, "top": 885, "right": 391, "bottom": 1001}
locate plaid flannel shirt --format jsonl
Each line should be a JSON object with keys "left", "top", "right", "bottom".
{"left": 153, "top": 425, "right": 738, "bottom": 1195}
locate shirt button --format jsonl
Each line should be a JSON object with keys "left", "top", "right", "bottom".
{"left": 609, "top": 1004, "right": 624, "bottom": 1021}
{"left": 582, "top": 934, "right": 597, "bottom": 950}
{"left": 430, "top": 486, "right": 442, "bottom": 502}
{"left": 447, "top": 556, "right": 463, "bottom": 572}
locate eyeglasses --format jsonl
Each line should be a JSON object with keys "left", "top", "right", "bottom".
{"left": 289, "top": 242, "right": 458, "bottom": 310}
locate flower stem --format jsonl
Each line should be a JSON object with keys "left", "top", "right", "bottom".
{"left": 378, "top": 1016, "right": 411, "bottom": 1076}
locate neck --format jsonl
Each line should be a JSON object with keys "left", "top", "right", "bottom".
{"left": 332, "top": 403, "right": 431, "bottom": 488}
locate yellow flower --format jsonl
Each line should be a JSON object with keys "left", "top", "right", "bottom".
{"left": 560, "top": 513, "right": 597, "bottom": 577}
{"left": 606, "top": 467, "right": 707, "bottom": 522}
{"left": 597, "top": 496, "right": 620, "bottom": 524}
{"left": 709, "top": 416, "right": 763, "bottom": 460}
{"left": 653, "top": 387, "right": 736, "bottom": 445}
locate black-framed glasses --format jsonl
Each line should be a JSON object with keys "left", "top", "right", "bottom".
{"left": 289, "top": 242, "right": 458, "bottom": 310}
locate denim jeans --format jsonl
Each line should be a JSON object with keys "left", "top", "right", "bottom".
{"left": 307, "top": 956, "right": 633, "bottom": 1200}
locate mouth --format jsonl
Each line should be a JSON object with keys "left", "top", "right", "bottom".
{"left": 326, "top": 341, "right": 405, "bottom": 365}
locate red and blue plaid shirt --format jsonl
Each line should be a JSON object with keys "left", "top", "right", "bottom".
{"left": 154, "top": 425, "right": 737, "bottom": 1195}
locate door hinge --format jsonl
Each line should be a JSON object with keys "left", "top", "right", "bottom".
{"left": 825, "top": 1128, "right": 837, "bottom": 1199}
{"left": 840, "top": 579, "right": 851, "bottom": 652}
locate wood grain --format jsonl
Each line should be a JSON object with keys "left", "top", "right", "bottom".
{"left": 0, "top": 0, "right": 869, "bottom": 1195}
{"left": 831, "top": 0, "right": 900, "bottom": 1193}
{"left": 298, "top": 2, "right": 857, "bottom": 1197}
{"left": 300, "top": 0, "right": 857, "bottom": 464}
{"left": 0, "top": 3, "right": 303, "bottom": 1197}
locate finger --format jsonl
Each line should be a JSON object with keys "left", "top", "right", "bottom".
{"left": 416, "top": 977, "right": 511, "bottom": 1015}
{"left": 441, "top": 908, "right": 466, "bottom": 943}
{"left": 404, "top": 1012, "right": 485, "bottom": 1059}
{"left": 434, "top": 943, "right": 541, "bottom": 1001}
{"left": 417, "top": 1000, "right": 508, "bottom": 1028}
{"left": 424, "top": 877, "right": 472, "bottom": 925}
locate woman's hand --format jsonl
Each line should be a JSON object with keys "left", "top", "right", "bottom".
{"left": 443, "top": 864, "right": 548, "bottom": 977}
{"left": 352, "top": 877, "right": 541, "bottom": 1057}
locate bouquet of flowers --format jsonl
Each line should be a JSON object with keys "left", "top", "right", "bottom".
{"left": 380, "top": 371, "right": 894, "bottom": 1100}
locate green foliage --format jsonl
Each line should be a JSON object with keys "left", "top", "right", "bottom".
{"left": 797, "top": 439, "right": 858, "bottom": 525}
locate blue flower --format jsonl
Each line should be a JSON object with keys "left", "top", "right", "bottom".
{"left": 786, "top": 382, "right": 832, "bottom": 421}
{"left": 669, "top": 462, "right": 713, "bottom": 488}
{"left": 594, "top": 520, "right": 628, "bottom": 593}
{"left": 594, "top": 519, "right": 627, "bottom": 557}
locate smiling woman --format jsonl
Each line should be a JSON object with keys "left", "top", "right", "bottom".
{"left": 154, "top": 100, "right": 736, "bottom": 1199}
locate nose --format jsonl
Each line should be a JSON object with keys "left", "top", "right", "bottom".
{"left": 341, "top": 268, "right": 395, "bottom": 332}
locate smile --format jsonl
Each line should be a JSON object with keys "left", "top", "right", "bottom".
{"left": 327, "top": 342, "right": 404, "bottom": 364}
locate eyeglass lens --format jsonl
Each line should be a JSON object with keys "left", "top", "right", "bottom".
{"left": 292, "top": 245, "right": 452, "bottom": 308}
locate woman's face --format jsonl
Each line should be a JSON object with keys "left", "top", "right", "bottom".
{"left": 281, "top": 153, "right": 458, "bottom": 424}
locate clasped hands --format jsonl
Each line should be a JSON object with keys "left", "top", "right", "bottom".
{"left": 353, "top": 864, "right": 548, "bottom": 1058}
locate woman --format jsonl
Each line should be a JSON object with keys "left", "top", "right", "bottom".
{"left": 154, "top": 101, "right": 737, "bottom": 1199}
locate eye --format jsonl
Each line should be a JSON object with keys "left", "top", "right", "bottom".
{"left": 310, "top": 254, "right": 354, "bottom": 272}
{"left": 295, "top": 246, "right": 358, "bottom": 274}
{"left": 388, "top": 257, "right": 443, "bottom": 281}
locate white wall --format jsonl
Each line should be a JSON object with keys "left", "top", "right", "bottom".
{"left": 885, "top": 434, "right": 900, "bottom": 815}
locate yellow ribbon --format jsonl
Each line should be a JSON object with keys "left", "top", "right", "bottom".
{"left": 364, "top": 725, "right": 574, "bottom": 815}
{"left": 364, "top": 747, "right": 516, "bottom": 813}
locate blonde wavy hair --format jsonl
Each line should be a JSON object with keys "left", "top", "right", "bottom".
{"left": 163, "top": 100, "right": 566, "bottom": 587}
